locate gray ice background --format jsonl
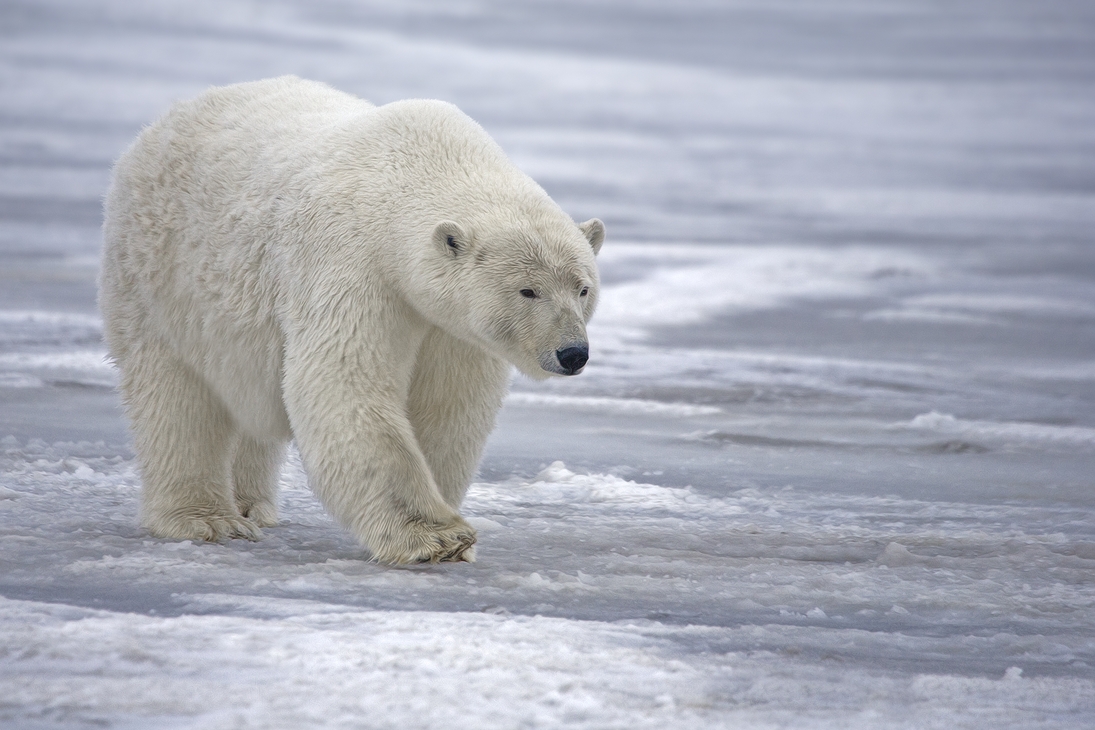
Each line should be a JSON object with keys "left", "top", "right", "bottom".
{"left": 1, "top": 1, "right": 1094, "bottom": 727}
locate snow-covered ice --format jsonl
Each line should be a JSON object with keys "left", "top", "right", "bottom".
{"left": 2, "top": 1, "right": 1094, "bottom": 727}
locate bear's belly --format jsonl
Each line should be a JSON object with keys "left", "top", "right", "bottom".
{"left": 170, "top": 310, "right": 292, "bottom": 442}
{"left": 205, "top": 349, "right": 292, "bottom": 442}
{"left": 150, "top": 240, "right": 292, "bottom": 441}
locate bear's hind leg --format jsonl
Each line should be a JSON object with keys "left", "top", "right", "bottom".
{"left": 121, "top": 338, "right": 262, "bottom": 542}
{"left": 232, "top": 436, "right": 285, "bottom": 527}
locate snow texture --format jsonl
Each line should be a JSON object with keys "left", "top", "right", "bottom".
{"left": 2, "top": 1, "right": 1094, "bottom": 728}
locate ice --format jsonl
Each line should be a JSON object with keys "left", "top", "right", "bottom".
{"left": 902, "top": 411, "right": 1095, "bottom": 450}
{"left": 2, "top": 0, "right": 1095, "bottom": 727}
{"left": 591, "top": 243, "right": 936, "bottom": 345}
{"left": 506, "top": 392, "right": 721, "bottom": 417}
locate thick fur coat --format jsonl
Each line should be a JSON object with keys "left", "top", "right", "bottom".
{"left": 100, "top": 77, "right": 604, "bottom": 564}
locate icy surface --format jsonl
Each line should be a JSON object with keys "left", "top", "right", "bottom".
{"left": 2, "top": 1, "right": 1094, "bottom": 728}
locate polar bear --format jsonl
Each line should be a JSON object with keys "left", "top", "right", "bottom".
{"left": 100, "top": 77, "right": 603, "bottom": 564}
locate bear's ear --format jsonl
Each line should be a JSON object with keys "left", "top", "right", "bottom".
{"left": 578, "top": 218, "right": 605, "bottom": 256}
{"left": 433, "top": 221, "right": 470, "bottom": 257}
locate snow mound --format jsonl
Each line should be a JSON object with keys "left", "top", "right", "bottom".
{"left": 524, "top": 460, "right": 739, "bottom": 515}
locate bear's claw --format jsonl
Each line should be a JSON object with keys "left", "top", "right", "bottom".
{"left": 420, "top": 534, "right": 477, "bottom": 564}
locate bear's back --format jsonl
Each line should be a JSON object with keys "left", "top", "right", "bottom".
{"left": 101, "top": 78, "right": 373, "bottom": 381}
{"left": 104, "top": 76, "right": 369, "bottom": 306}
{"left": 116, "top": 76, "right": 368, "bottom": 212}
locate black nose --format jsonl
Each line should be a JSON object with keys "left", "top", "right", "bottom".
{"left": 556, "top": 345, "right": 588, "bottom": 375}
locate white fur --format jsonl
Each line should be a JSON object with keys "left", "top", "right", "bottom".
{"left": 100, "top": 77, "right": 603, "bottom": 564}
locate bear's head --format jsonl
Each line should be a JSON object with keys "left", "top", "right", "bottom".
{"left": 417, "top": 216, "right": 604, "bottom": 380}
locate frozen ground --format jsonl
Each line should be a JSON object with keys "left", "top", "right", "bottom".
{"left": 2, "top": 1, "right": 1095, "bottom": 727}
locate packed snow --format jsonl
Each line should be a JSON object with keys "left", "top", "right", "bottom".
{"left": 2, "top": 1, "right": 1094, "bottom": 727}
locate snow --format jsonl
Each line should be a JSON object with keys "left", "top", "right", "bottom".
{"left": 2, "top": 0, "right": 1095, "bottom": 727}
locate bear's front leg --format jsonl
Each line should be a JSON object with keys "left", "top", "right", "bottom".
{"left": 283, "top": 315, "right": 476, "bottom": 565}
{"left": 408, "top": 328, "right": 511, "bottom": 509}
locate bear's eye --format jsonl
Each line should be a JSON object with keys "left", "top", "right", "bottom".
{"left": 579, "top": 287, "right": 589, "bottom": 297}
{"left": 520, "top": 289, "right": 537, "bottom": 299}
{"left": 446, "top": 235, "right": 457, "bottom": 249}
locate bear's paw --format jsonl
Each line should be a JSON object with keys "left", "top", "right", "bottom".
{"left": 374, "top": 516, "right": 478, "bottom": 565}
{"left": 145, "top": 507, "right": 263, "bottom": 543}
{"left": 236, "top": 499, "right": 280, "bottom": 528}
